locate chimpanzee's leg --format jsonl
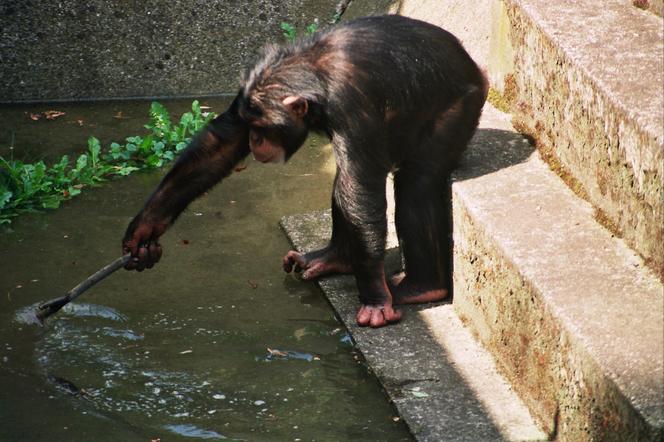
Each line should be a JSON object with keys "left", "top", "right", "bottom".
{"left": 283, "top": 170, "right": 353, "bottom": 279}
{"left": 391, "top": 167, "right": 450, "bottom": 304}
{"left": 391, "top": 85, "right": 486, "bottom": 303}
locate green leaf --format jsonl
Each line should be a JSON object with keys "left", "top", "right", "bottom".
{"left": 191, "top": 100, "right": 201, "bottom": 117}
{"left": 305, "top": 22, "right": 318, "bottom": 35}
{"left": 41, "top": 195, "right": 62, "bottom": 209}
{"left": 0, "top": 189, "right": 12, "bottom": 209}
{"left": 88, "top": 137, "right": 101, "bottom": 167}
{"left": 281, "top": 22, "right": 297, "bottom": 41}
{"left": 139, "top": 135, "right": 153, "bottom": 155}
{"left": 75, "top": 154, "right": 88, "bottom": 171}
{"left": 67, "top": 186, "right": 82, "bottom": 197}
{"left": 114, "top": 165, "right": 140, "bottom": 176}
{"left": 146, "top": 154, "right": 161, "bottom": 168}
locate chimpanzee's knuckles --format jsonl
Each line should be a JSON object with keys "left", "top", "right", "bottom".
{"left": 282, "top": 251, "right": 304, "bottom": 273}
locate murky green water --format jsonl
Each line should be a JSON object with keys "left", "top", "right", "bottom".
{"left": 0, "top": 99, "right": 411, "bottom": 441}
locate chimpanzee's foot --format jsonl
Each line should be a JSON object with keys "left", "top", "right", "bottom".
{"left": 282, "top": 249, "right": 352, "bottom": 280}
{"left": 356, "top": 303, "right": 402, "bottom": 328}
{"left": 388, "top": 272, "right": 449, "bottom": 304}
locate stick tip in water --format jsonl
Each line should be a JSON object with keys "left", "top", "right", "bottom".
{"left": 15, "top": 304, "right": 46, "bottom": 326}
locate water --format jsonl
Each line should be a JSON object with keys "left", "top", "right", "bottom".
{"left": 0, "top": 99, "right": 411, "bottom": 441}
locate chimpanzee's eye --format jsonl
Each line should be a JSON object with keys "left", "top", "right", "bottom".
{"left": 250, "top": 131, "right": 263, "bottom": 145}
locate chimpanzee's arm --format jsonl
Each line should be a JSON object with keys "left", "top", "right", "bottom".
{"left": 123, "top": 96, "right": 250, "bottom": 270}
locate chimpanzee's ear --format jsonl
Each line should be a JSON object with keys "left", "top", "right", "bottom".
{"left": 282, "top": 96, "right": 308, "bottom": 119}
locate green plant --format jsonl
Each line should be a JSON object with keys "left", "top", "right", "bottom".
{"left": 281, "top": 22, "right": 297, "bottom": 42}
{"left": 280, "top": 20, "right": 319, "bottom": 42}
{"left": 0, "top": 100, "right": 215, "bottom": 225}
{"left": 305, "top": 22, "right": 318, "bottom": 35}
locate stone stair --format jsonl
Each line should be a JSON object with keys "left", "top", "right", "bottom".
{"left": 393, "top": 0, "right": 664, "bottom": 439}
{"left": 285, "top": 1, "right": 663, "bottom": 440}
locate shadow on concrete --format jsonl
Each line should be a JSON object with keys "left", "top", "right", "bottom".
{"left": 455, "top": 128, "right": 536, "bottom": 182}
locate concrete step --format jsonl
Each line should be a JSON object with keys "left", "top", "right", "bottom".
{"left": 393, "top": 0, "right": 664, "bottom": 284}
{"left": 453, "top": 104, "right": 664, "bottom": 440}
{"left": 281, "top": 213, "right": 546, "bottom": 441}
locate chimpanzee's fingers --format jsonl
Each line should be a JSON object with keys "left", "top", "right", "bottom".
{"left": 145, "top": 242, "right": 161, "bottom": 269}
{"left": 135, "top": 246, "right": 148, "bottom": 272}
{"left": 282, "top": 251, "right": 305, "bottom": 273}
{"left": 152, "top": 242, "right": 162, "bottom": 263}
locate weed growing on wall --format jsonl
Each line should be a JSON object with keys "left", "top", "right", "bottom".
{"left": 280, "top": 20, "right": 319, "bottom": 42}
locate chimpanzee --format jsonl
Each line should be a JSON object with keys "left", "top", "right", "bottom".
{"left": 122, "top": 15, "right": 488, "bottom": 328}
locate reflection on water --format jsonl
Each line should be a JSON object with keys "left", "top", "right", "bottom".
{"left": 0, "top": 98, "right": 411, "bottom": 441}
{"left": 164, "top": 424, "right": 227, "bottom": 440}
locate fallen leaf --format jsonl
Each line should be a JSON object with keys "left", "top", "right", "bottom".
{"left": 410, "top": 389, "right": 429, "bottom": 398}
{"left": 44, "top": 110, "right": 65, "bottom": 120}
{"left": 294, "top": 327, "right": 306, "bottom": 340}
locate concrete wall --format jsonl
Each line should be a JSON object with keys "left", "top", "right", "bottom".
{"left": 0, "top": 0, "right": 338, "bottom": 102}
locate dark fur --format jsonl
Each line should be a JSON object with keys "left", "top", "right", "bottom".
{"left": 124, "top": 15, "right": 487, "bottom": 317}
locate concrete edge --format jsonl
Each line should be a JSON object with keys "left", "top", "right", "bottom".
{"left": 280, "top": 212, "right": 546, "bottom": 441}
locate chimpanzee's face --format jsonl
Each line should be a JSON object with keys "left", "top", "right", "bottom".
{"left": 239, "top": 94, "right": 309, "bottom": 163}
{"left": 248, "top": 127, "right": 286, "bottom": 164}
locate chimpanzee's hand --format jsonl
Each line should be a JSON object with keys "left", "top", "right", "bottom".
{"left": 122, "top": 215, "right": 167, "bottom": 271}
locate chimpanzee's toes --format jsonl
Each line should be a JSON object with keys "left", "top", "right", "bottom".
{"left": 356, "top": 305, "right": 402, "bottom": 328}
{"left": 301, "top": 262, "right": 328, "bottom": 280}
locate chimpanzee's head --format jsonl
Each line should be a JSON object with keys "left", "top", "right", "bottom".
{"left": 238, "top": 92, "right": 309, "bottom": 164}
{"left": 238, "top": 43, "right": 326, "bottom": 164}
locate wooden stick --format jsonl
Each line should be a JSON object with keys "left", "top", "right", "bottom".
{"left": 35, "top": 254, "right": 131, "bottom": 323}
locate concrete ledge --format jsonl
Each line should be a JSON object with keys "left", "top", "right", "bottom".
{"left": 453, "top": 105, "right": 664, "bottom": 439}
{"left": 280, "top": 213, "right": 545, "bottom": 441}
